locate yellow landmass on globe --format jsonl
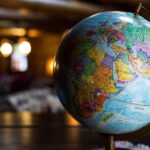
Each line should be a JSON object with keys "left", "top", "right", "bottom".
{"left": 115, "top": 59, "right": 134, "bottom": 82}
{"left": 107, "top": 86, "right": 119, "bottom": 93}
{"left": 103, "top": 79, "right": 119, "bottom": 93}
{"left": 117, "top": 72, "right": 134, "bottom": 81}
{"left": 89, "top": 47, "right": 105, "bottom": 65}
{"left": 112, "top": 45, "right": 129, "bottom": 54}
{"left": 142, "top": 68, "right": 150, "bottom": 77}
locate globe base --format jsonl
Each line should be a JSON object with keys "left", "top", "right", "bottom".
{"left": 106, "top": 135, "right": 115, "bottom": 150}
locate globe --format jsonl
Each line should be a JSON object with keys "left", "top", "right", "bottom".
{"left": 54, "top": 11, "right": 150, "bottom": 135}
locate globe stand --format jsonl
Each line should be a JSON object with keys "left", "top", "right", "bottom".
{"left": 106, "top": 135, "right": 115, "bottom": 150}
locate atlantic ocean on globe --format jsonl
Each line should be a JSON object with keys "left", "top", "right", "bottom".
{"left": 54, "top": 11, "right": 150, "bottom": 134}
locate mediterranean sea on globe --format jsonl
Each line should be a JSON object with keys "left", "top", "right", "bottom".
{"left": 54, "top": 11, "right": 150, "bottom": 134}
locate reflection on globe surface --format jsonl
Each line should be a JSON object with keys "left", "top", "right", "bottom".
{"left": 54, "top": 11, "right": 150, "bottom": 134}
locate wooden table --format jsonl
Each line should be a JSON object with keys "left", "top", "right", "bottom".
{"left": 0, "top": 112, "right": 149, "bottom": 150}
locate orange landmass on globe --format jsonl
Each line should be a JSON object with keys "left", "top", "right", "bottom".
{"left": 95, "top": 90, "right": 109, "bottom": 112}
{"left": 74, "top": 79, "right": 108, "bottom": 118}
{"left": 93, "top": 64, "right": 118, "bottom": 93}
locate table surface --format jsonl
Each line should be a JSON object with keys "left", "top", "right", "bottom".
{"left": 0, "top": 112, "right": 149, "bottom": 150}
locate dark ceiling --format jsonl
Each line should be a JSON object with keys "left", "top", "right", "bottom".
{"left": 0, "top": 0, "right": 149, "bottom": 33}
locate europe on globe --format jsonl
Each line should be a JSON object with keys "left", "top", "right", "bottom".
{"left": 54, "top": 11, "right": 150, "bottom": 134}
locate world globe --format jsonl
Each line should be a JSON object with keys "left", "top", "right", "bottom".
{"left": 54, "top": 11, "right": 150, "bottom": 135}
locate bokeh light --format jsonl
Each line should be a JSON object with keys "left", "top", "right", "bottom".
{"left": 0, "top": 41, "right": 13, "bottom": 57}
{"left": 18, "top": 40, "right": 31, "bottom": 56}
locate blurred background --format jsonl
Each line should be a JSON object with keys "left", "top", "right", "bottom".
{"left": 0, "top": 1, "right": 149, "bottom": 150}
{"left": 0, "top": 0, "right": 149, "bottom": 113}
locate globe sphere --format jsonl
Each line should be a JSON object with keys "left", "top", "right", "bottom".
{"left": 54, "top": 11, "right": 150, "bottom": 134}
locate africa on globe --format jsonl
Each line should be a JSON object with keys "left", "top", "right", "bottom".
{"left": 54, "top": 11, "right": 150, "bottom": 134}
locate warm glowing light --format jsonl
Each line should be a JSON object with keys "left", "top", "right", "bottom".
{"left": 28, "top": 29, "right": 41, "bottom": 37}
{"left": 19, "top": 8, "right": 30, "bottom": 16}
{"left": 18, "top": 40, "right": 31, "bottom": 56}
{"left": 0, "top": 28, "right": 26, "bottom": 37}
{"left": 21, "top": 112, "right": 32, "bottom": 125}
{"left": 46, "top": 58, "right": 55, "bottom": 76}
{"left": 0, "top": 41, "right": 13, "bottom": 57}
{"left": 65, "top": 113, "right": 80, "bottom": 126}
{"left": 3, "top": 113, "right": 13, "bottom": 124}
